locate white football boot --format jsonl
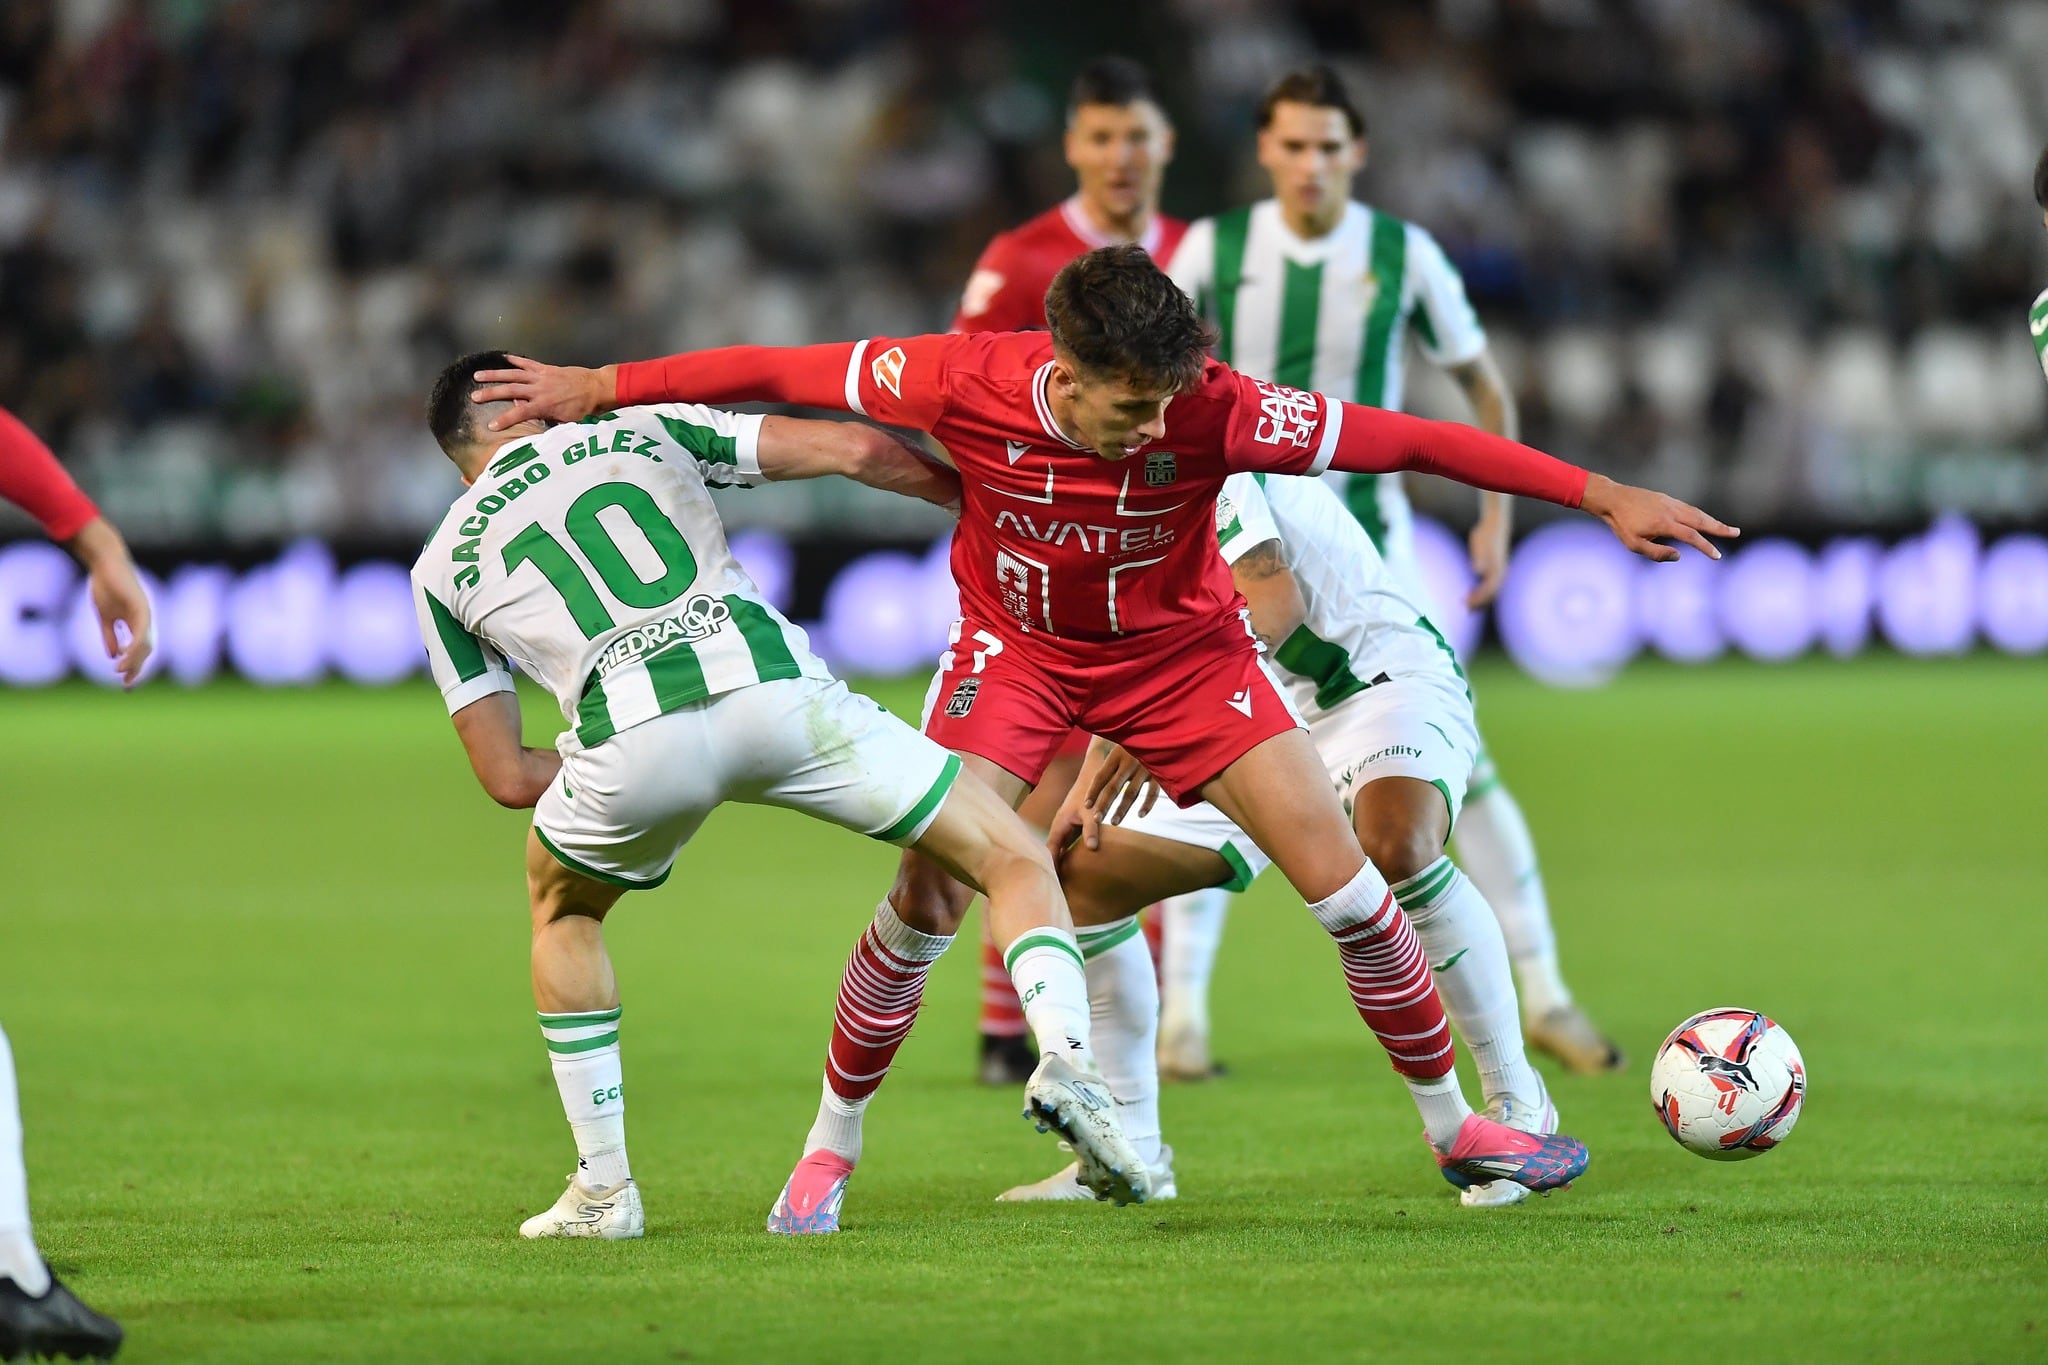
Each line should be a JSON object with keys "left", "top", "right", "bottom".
{"left": 1021, "top": 1054, "right": 1153, "bottom": 1205}
{"left": 1460, "top": 1075, "right": 1559, "bottom": 1209}
{"left": 996, "top": 1143, "right": 1177, "bottom": 1203}
{"left": 519, "top": 1175, "right": 645, "bottom": 1239}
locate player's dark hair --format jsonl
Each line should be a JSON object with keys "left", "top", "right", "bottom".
{"left": 1067, "top": 56, "right": 1158, "bottom": 116}
{"left": 2034, "top": 144, "right": 2048, "bottom": 209}
{"left": 427, "top": 349, "right": 510, "bottom": 455}
{"left": 1044, "top": 245, "right": 1214, "bottom": 393}
{"left": 1257, "top": 65, "right": 1367, "bottom": 139}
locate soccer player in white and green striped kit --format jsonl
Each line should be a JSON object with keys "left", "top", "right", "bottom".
{"left": 413, "top": 352, "right": 1153, "bottom": 1238}
{"left": 1163, "top": 66, "right": 1623, "bottom": 1077}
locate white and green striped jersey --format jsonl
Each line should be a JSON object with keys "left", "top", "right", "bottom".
{"left": 1169, "top": 199, "right": 1487, "bottom": 552}
{"left": 1215, "top": 470, "right": 1465, "bottom": 722}
{"left": 2030, "top": 287, "right": 2048, "bottom": 381}
{"left": 411, "top": 403, "right": 830, "bottom": 752}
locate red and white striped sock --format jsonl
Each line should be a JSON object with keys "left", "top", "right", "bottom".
{"left": 805, "top": 900, "right": 953, "bottom": 1163}
{"left": 978, "top": 919, "right": 1029, "bottom": 1039}
{"left": 1308, "top": 863, "right": 1471, "bottom": 1149}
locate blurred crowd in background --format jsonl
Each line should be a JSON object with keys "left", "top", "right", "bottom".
{"left": 3, "top": 0, "right": 2047, "bottom": 549}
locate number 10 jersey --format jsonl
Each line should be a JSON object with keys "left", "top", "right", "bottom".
{"left": 411, "top": 403, "right": 830, "bottom": 751}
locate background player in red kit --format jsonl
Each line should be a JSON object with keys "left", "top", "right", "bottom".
{"left": 953, "top": 55, "right": 1189, "bottom": 1081}
{"left": 475, "top": 245, "right": 1734, "bottom": 1231}
{"left": 952, "top": 57, "right": 1186, "bottom": 337}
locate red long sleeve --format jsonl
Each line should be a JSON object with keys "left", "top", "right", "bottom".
{"left": 1327, "top": 402, "right": 1587, "bottom": 508}
{"left": 0, "top": 405, "right": 98, "bottom": 540}
{"left": 616, "top": 343, "right": 860, "bottom": 413}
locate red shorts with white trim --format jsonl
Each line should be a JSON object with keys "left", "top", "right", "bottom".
{"left": 919, "top": 609, "right": 1305, "bottom": 804}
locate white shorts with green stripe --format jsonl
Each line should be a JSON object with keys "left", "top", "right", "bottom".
{"left": 533, "top": 675, "right": 960, "bottom": 890}
{"left": 1109, "top": 674, "right": 1480, "bottom": 890}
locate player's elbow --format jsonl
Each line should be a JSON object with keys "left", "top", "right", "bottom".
{"left": 481, "top": 773, "right": 538, "bottom": 809}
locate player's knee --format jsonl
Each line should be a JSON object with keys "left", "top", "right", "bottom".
{"left": 888, "top": 852, "right": 977, "bottom": 936}
{"left": 1354, "top": 814, "right": 1442, "bottom": 886}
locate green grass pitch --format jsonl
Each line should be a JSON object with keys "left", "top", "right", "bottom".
{"left": 3, "top": 656, "right": 2045, "bottom": 1363}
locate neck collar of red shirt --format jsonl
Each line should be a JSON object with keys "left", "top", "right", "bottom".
{"left": 1061, "top": 195, "right": 1160, "bottom": 255}
{"left": 1031, "top": 359, "right": 1089, "bottom": 450}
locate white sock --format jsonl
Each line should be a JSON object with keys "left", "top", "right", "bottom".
{"left": 1391, "top": 856, "right": 1542, "bottom": 1115}
{"left": 1077, "top": 918, "right": 1162, "bottom": 1166}
{"left": 1159, "top": 887, "right": 1229, "bottom": 1039}
{"left": 538, "top": 1007, "right": 631, "bottom": 1189}
{"left": 0, "top": 1026, "right": 50, "bottom": 1296}
{"left": 1005, "top": 928, "right": 1094, "bottom": 1070}
{"left": 1406, "top": 1072, "right": 1475, "bottom": 1151}
{"left": 1456, "top": 775, "right": 1573, "bottom": 1019}
{"left": 803, "top": 1080, "right": 868, "bottom": 1165}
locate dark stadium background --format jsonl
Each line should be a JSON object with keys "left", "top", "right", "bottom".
{"left": 2, "top": 0, "right": 2044, "bottom": 680}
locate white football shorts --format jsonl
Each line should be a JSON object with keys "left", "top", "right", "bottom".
{"left": 1112, "top": 675, "right": 1480, "bottom": 888}
{"left": 533, "top": 676, "right": 960, "bottom": 889}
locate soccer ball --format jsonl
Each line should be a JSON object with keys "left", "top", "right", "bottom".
{"left": 1649, "top": 1008, "right": 1806, "bottom": 1160}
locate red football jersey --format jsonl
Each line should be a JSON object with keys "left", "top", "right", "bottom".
{"left": 951, "top": 198, "right": 1190, "bottom": 334}
{"left": 614, "top": 333, "right": 1588, "bottom": 645}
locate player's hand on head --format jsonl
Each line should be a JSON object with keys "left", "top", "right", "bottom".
{"left": 469, "top": 355, "right": 609, "bottom": 429}
{"left": 1582, "top": 474, "right": 1739, "bottom": 563}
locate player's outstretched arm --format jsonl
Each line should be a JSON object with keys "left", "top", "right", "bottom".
{"left": 450, "top": 691, "right": 561, "bottom": 809}
{"left": 754, "top": 417, "right": 962, "bottom": 512}
{"left": 1315, "top": 400, "right": 1739, "bottom": 562}
{"left": 1, "top": 405, "right": 153, "bottom": 684}
{"left": 472, "top": 344, "right": 867, "bottom": 430}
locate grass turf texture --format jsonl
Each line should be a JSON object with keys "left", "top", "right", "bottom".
{"left": 3, "top": 656, "right": 2045, "bottom": 1363}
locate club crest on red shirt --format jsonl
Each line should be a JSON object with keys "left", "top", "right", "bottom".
{"left": 1143, "top": 450, "right": 1177, "bottom": 486}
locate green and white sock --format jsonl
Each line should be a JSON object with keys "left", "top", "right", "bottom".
{"left": 1456, "top": 782, "right": 1573, "bottom": 1020}
{"left": 1391, "top": 856, "right": 1541, "bottom": 1115}
{"left": 1004, "top": 927, "right": 1094, "bottom": 1071}
{"left": 538, "top": 1006, "right": 631, "bottom": 1189}
{"left": 1078, "top": 917, "right": 1161, "bottom": 1165}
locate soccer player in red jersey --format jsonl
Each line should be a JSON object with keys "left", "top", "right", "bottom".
{"left": 952, "top": 56, "right": 1187, "bottom": 336}
{"left": 954, "top": 56, "right": 1189, "bottom": 1081}
{"left": 475, "top": 245, "right": 1734, "bottom": 1227}
{"left": 0, "top": 405, "right": 140, "bottom": 1360}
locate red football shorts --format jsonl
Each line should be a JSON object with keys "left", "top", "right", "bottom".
{"left": 919, "top": 609, "right": 1304, "bottom": 804}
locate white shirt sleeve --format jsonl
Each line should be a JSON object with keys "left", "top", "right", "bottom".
{"left": 1407, "top": 227, "right": 1488, "bottom": 368}
{"left": 631, "top": 403, "right": 769, "bottom": 487}
{"left": 1168, "top": 217, "right": 1217, "bottom": 315}
{"left": 1216, "top": 471, "right": 1281, "bottom": 566}
{"left": 414, "top": 574, "right": 516, "bottom": 715}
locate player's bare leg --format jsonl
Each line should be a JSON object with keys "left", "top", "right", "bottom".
{"left": 520, "top": 833, "right": 644, "bottom": 1240}
{"left": 771, "top": 756, "right": 1150, "bottom": 1234}
{"left": 1202, "top": 731, "right": 1586, "bottom": 1193}
{"left": 976, "top": 754, "right": 1082, "bottom": 1084}
{"left": 1354, "top": 776, "right": 1554, "bottom": 1206}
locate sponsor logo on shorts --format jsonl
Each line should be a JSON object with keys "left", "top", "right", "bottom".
{"left": 594, "top": 595, "right": 728, "bottom": 676}
{"left": 944, "top": 677, "right": 980, "bottom": 717}
{"left": 1144, "top": 450, "right": 1177, "bottom": 486}
{"left": 1338, "top": 745, "right": 1425, "bottom": 786}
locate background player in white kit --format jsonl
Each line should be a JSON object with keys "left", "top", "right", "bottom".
{"left": 414, "top": 352, "right": 1152, "bottom": 1239}
{"left": 1162, "top": 67, "right": 1622, "bottom": 1077}
{"left": 1011, "top": 471, "right": 1568, "bottom": 1209}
